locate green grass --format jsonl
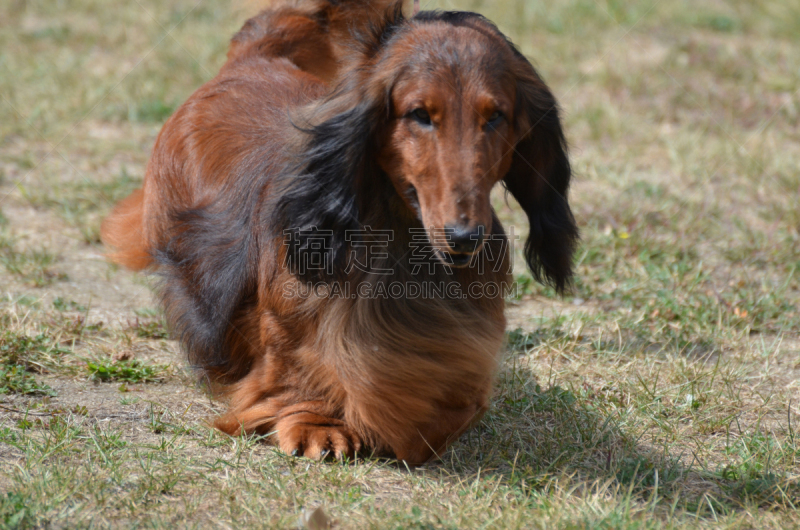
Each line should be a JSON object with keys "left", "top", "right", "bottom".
{"left": 86, "top": 359, "right": 167, "bottom": 383}
{"left": 1, "top": 0, "right": 799, "bottom": 527}
{"left": 52, "top": 297, "right": 87, "bottom": 312}
{"left": 0, "top": 331, "right": 58, "bottom": 397}
{"left": 0, "top": 364, "right": 54, "bottom": 397}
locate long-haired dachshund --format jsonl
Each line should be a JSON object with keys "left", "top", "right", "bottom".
{"left": 102, "top": 0, "right": 577, "bottom": 464}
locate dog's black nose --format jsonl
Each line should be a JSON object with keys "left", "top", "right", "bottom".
{"left": 446, "top": 224, "right": 485, "bottom": 254}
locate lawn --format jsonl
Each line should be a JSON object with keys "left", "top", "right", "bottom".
{"left": 1, "top": 0, "right": 799, "bottom": 528}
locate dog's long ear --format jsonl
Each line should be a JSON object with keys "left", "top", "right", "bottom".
{"left": 503, "top": 61, "right": 578, "bottom": 293}
{"left": 273, "top": 2, "right": 405, "bottom": 282}
{"left": 274, "top": 93, "right": 385, "bottom": 281}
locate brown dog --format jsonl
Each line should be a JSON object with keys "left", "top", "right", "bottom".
{"left": 102, "top": 0, "right": 577, "bottom": 464}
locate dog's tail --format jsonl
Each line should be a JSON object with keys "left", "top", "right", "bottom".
{"left": 100, "top": 187, "right": 152, "bottom": 271}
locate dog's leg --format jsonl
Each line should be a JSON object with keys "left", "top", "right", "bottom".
{"left": 217, "top": 397, "right": 363, "bottom": 459}
{"left": 214, "top": 359, "right": 363, "bottom": 459}
{"left": 273, "top": 401, "right": 363, "bottom": 460}
{"left": 213, "top": 358, "right": 286, "bottom": 436}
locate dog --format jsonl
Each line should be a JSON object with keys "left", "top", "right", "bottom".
{"left": 101, "top": 0, "right": 577, "bottom": 464}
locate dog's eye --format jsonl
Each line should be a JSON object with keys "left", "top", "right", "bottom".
{"left": 487, "top": 111, "right": 505, "bottom": 128}
{"left": 409, "top": 108, "right": 432, "bottom": 126}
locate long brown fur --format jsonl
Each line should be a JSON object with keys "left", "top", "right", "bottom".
{"left": 101, "top": 0, "right": 577, "bottom": 464}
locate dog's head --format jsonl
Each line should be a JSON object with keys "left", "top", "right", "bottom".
{"left": 278, "top": 6, "right": 577, "bottom": 290}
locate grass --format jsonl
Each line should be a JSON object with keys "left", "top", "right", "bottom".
{"left": 0, "top": 330, "right": 62, "bottom": 397}
{"left": 1, "top": 0, "right": 799, "bottom": 527}
{"left": 0, "top": 365, "right": 54, "bottom": 397}
{"left": 17, "top": 166, "right": 142, "bottom": 244}
{"left": 86, "top": 359, "right": 167, "bottom": 383}
{"left": 0, "top": 229, "right": 64, "bottom": 287}
{"left": 126, "top": 316, "right": 171, "bottom": 340}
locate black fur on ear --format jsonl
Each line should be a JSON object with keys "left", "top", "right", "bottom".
{"left": 272, "top": 3, "right": 406, "bottom": 282}
{"left": 503, "top": 61, "right": 579, "bottom": 293}
{"left": 273, "top": 96, "right": 386, "bottom": 282}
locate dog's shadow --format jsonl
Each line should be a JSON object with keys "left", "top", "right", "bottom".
{"left": 428, "top": 360, "right": 732, "bottom": 516}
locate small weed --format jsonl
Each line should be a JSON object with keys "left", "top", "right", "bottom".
{"left": 0, "top": 365, "right": 54, "bottom": 396}
{"left": 506, "top": 328, "right": 540, "bottom": 353}
{"left": 0, "top": 330, "right": 67, "bottom": 395}
{"left": 511, "top": 273, "right": 535, "bottom": 299}
{"left": 52, "top": 297, "right": 88, "bottom": 312}
{"left": 0, "top": 330, "right": 69, "bottom": 372}
{"left": 86, "top": 359, "right": 167, "bottom": 383}
{"left": 0, "top": 492, "right": 29, "bottom": 529}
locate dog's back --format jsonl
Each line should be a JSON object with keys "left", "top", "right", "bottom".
{"left": 228, "top": 0, "right": 399, "bottom": 81}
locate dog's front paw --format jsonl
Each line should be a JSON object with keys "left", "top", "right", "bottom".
{"left": 275, "top": 412, "right": 362, "bottom": 460}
